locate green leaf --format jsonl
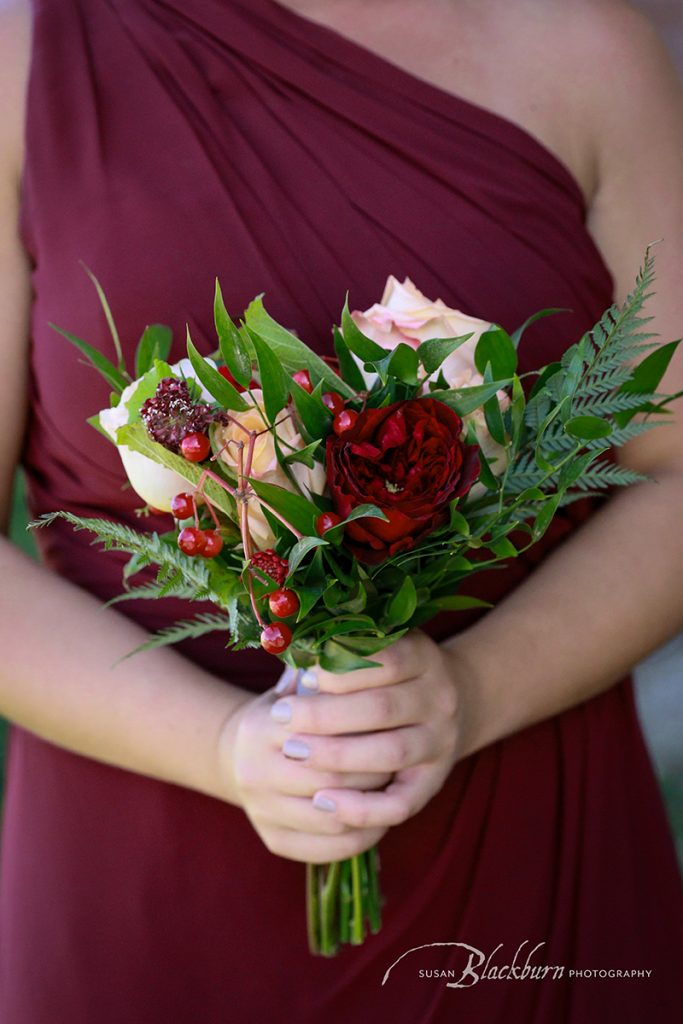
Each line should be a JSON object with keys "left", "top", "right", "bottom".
{"left": 117, "top": 422, "right": 238, "bottom": 520}
{"left": 449, "top": 507, "right": 470, "bottom": 535}
{"left": 290, "top": 380, "right": 332, "bottom": 441}
{"left": 214, "top": 280, "right": 253, "bottom": 388}
{"left": 134, "top": 324, "right": 173, "bottom": 378}
{"left": 295, "top": 585, "right": 324, "bottom": 621}
{"left": 286, "top": 536, "right": 328, "bottom": 576}
{"left": 336, "top": 631, "right": 408, "bottom": 654}
{"left": 532, "top": 493, "right": 562, "bottom": 541}
{"left": 333, "top": 325, "right": 366, "bottom": 391}
{"left": 248, "top": 329, "right": 290, "bottom": 422}
{"left": 318, "top": 640, "right": 381, "bottom": 673}
{"left": 438, "top": 380, "right": 511, "bottom": 416}
{"left": 418, "top": 334, "right": 473, "bottom": 375}
{"left": 510, "top": 308, "right": 569, "bottom": 349}
{"left": 565, "top": 415, "right": 612, "bottom": 440}
{"left": 386, "top": 343, "right": 419, "bottom": 385}
{"left": 341, "top": 297, "right": 387, "bottom": 361}
{"left": 49, "top": 324, "right": 128, "bottom": 392}
{"left": 322, "top": 503, "right": 389, "bottom": 542}
{"left": 282, "top": 439, "right": 322, "bottom": 468}
{"left": 185, "top": 330, "right": 249, "bottom": 410}
{"left": 557, "top": 449, "right": 605, "bottom": 489}
{"left": 474, "top": 325, "right": 518, "bottom": 379}
{"left": 616, "top": 340, "right": 681, "bottom": 426}
{"left": 81, "top": 263, "right": 126, "bottom": 373}
{"left": 244, "top": 296, "right": 355, "bottom": 398}
{"left": 384, "top": 575, "right": 417, "bottom": 628}
{"left": 248, "top": 478, "right": 319, "bottom": 536}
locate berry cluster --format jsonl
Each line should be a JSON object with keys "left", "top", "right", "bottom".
{"left": 250, "top": 549, "right": 289, "bottom": 586}
{"left": 177, "top": 526, "right": 224, "bottom": 558}
{"left": 141, "top": 378, "right": 213, "bottom": 457}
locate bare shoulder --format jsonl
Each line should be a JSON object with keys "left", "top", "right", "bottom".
{"left": 0, "top": 0, "right": 32, "bottom": 182}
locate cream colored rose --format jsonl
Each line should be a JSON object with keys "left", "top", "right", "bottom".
{"left": 98, "top": 359, "right": 216, "bottom": 512}
{"left": 213, "top": 390, "right": 326, "bottom": 548}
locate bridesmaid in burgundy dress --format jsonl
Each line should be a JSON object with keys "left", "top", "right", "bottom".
{"left": 0, "top": 1, "right": 682, "bottom": 1021}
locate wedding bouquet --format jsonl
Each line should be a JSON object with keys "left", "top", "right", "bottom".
{"left": 35, "top": 249, "right": 679, "bottom": 955}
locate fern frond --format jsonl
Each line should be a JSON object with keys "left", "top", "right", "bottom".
{"left": 119, "top": 613, "right": 232, "bottom": 659}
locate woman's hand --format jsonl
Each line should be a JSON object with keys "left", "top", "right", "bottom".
{"left": 265, "top": 631, "right": 465, "bottom": 835}
{"left": 217, "top": 672, "right": 392, "bottom": 863}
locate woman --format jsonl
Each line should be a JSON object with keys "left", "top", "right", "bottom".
{"left": 0, "top": 0, "right": 681, "bottom": 1020}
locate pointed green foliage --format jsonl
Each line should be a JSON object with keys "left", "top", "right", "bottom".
{"left": 282, "top": 439, "right": 322, "bottom": 468}
{"left": 134, "top": 325, "right": 173, "bottom": 378}
{"left": 318, "top": 640, "right": 381, "bottom": 673}
{"left": 431, "top": 594, "right": 492, "bottom": 611}
{"left": 290, "top": 380, "right": 332, "bottom": 441}
{"left": 384, "top": 575, "right": 417, "bottom": 628}
{"left": 185, "top": 329, "right": 249, "bottom": 410}
{"left": 510, "top": 308, "right": 568, "bottom": 349}
{"left": 286, "top": 536, "right": 328, "bottom": 576}
{"left": 81, "top": 262, "right": 126, "bottom": 373}
{"left": 214, "top": 280, "right": 254, "bottom": 387}
{"left": 474, "top": 325, "right": 518, "bottom": 379}
{"left": 341, "top": 297, "right": 387, "bottom": 362}
{"left": 248, "top": 328, "right": 290, "bottom": 422}
{"left": 321, "top": 503, "right": 389, "bottom": 543}
{"left": 615, "top": 340, "right": 681, "bottom": 426}
{"left": 438, "top": 380, "right": 511, "bottom": 417}
{"left": 50, "top": 324, "right": 128, "bottom": 392}
{"left": 333, "top": 325, "right": 366, "bottom": 391}
{"left": 244, "top": 295, "right": 354, "bottom": 398}
{"left": 248, "top": 478, "right": 319, "bottom": 536}
{"left": 418, "top": 334, "right": 473, "bottom": 375}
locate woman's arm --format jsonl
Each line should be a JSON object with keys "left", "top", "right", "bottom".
{"left": 271, "top": 7, "right": 683, "bottom": 828}
{"left": 0, "top": 2, "right": 387, "bottom": 863}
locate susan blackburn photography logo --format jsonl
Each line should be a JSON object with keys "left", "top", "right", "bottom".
{"left": 381, "top": 941, "right": 653, "bottom": 989}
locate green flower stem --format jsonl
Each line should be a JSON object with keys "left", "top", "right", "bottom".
{"left": 350, "top": 854, "right": 365, "bottom": 945}
{"left": 339, "top": 860, "right": 352, "bottom": 946}
{"left": 320, "top": 860, "right": 340, "bottom": 957}
{"left": 306, "top": 863, "right": 321, "bottom": 956}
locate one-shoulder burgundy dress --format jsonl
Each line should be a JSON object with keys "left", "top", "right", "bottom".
{"left": 2, "top": 1, "right": 682, "bottom": 1021}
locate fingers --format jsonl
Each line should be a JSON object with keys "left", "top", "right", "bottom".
{"left": 310, "top": 765, "right": 436, "bottom": 830}
{"left": 270, "top": 678, "right": 425, "bottom": 737}
{"left": 255, "top": 823, "right": 386, "bottom": 864}
{"left": 307, "top": 632, "right": 431, "bottom": 695}
{"left": 281, "top": 724, "right": 433, "bottom": 774}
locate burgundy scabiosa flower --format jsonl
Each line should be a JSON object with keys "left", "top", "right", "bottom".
{"left": 140, "top": 378, "right": 214, "bottom": 453}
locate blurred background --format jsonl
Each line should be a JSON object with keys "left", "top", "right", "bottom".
{"left": 2, "top": 1, "right": 682, "bottom": 867}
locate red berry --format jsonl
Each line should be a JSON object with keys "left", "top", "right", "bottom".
{"left": 218, "top": 367, "right": 258, "bottom": 392}
{"left": 180, "top": 432, "right": 211, "bottom": 462}
{"left": 177, "top": 526, "right": 207, "bottom": 556}
{"left": 316, "top": 511, "right": 343, "bottom": 536}
{"left": 292, "top": 369, "right": 313, "bottom": 394}
{"left": 332, "top": 409, "right": 358, "bottom": 435}
{"left": 268, "top": 588, "right": 300, "bottom": 618}
{"left": 321, "top": 391, "right": 345, "bottom": 416}
{"left": 260, "top": 622, "right": 293, "bottom": 654}
{"left": 200, "top": 529, "right": 224, "bottom": 558}
{"left": 170, "top": 492, "right": 194, "bottom": 520}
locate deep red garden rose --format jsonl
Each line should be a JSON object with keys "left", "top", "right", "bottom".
{"left": 326, "top": 397, "right": 480, "bottom": 563}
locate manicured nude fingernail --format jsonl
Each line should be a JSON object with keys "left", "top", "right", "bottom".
{"left": 271, "top": 700, "right": 292, "bottom": 724}
{"left": 283, "top": 738, "right": 310, "bottom": 760}
{"left": 313, "top": 794, "right": 337, "bottom": 813}
{"left": 299, "top": 668, "right": 319, "bottom": 693}
{"left": 275, "top": 667, "right": 295, "bottom": 694}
